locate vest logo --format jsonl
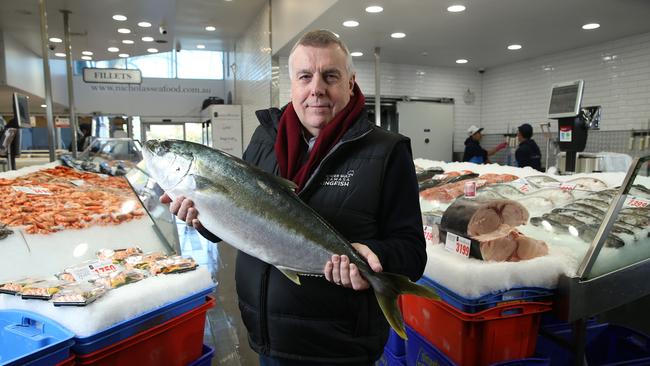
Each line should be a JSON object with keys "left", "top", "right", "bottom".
{"left": 321, "top": 170, "right": 354, "bottom": 187}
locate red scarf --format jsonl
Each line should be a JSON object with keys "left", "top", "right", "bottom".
{"left": 275, "top": 83, "right": 365, "bottom": 192}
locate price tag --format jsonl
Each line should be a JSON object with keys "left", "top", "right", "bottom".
{"left": 90, "top": 261, "right": 119, "bottom": 275}
{"left": 560, "top": 183, "right": 577, "bottom": 191}
{"left": 12, "top": 186, "right": 52, "bottom": 195}
{"left": 559, "top": 126, "right": 573, "bottom": 142}
{"left": 423, "top": 226, "right": 434, "bottom": 245}
{"left": 68, "top": 266, "right": 98, "bottom": 282}
{"left": 445, "top": 232, "right": 471, "bottom": 258}
{"left": 510, "top": 178, "right": 532, "bottom": 193}
{"left": 624, "top": 196, "right": 650, "bottom": 208}
{"left": 69, "top": 179, "right": 85, "bottom": 187}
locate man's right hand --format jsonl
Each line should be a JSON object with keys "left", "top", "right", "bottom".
{"left": 160, "top": 192, "right": 203, "bottom": 229}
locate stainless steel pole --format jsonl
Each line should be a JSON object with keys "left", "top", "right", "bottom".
{"left": 374, "top": 47, "right": 381, "bottom": 127}
{"left": 39, "top": 0, "right": 56, "bottom": 162}
{"left": 62, "top": 10, "right": 78, "bottom": 158}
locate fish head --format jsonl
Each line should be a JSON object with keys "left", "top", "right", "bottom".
{"left": 142, "top": 139, "right": 195, "bottom": 190}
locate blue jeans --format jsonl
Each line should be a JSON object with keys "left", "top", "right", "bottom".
{"left": 259, "top": 355, "right": 372, "bottom": 366}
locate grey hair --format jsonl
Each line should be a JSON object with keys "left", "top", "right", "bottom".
{"left": 287, "top": 29, "right": 355, "bottom": 79}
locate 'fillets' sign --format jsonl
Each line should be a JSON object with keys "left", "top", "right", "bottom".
{"left": 83, "top": 68, "right": 142, "bottom": 84}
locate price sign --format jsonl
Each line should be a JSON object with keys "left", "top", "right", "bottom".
{"left": 511, "top": 178, "right": 532, "bottom": 193}
{"left": 560, "top": 183, "right": 577, "bottom": 191}
{"left": 445, "top": 232, "right": 471, "bottom": 258}
{"left": 559, "top": 126, "right": 573, "bottom": 142}
{"left": 423, "top": 226, "right": 434, "bottom": 245}
{"left": 90, "top": 261, "right": 119, "bottom": 275}
{"left": 624, "top": 196, "right": 650, "bottom": 209}
{"left": 67, "top": 266, "right": 97, "bottom": 282}
{"left": 12, "top": 186, "right": 52, "bottom": 195}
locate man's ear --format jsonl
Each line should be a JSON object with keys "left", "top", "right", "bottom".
{"left": 349, "top": 74, "right": 356, "bottom": 95}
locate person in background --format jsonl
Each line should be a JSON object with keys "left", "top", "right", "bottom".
{"left": 112, "top": 118, "right": 128, "bottom": 138}
{"left": 515, "top": 123, "right": 542, "bottom": 171}
{"left": 462, "top": 125, "right": 507, "bottom": 164}
{"left": 69, "top": 124, "right": 92, "bottom": 152}
{"left": 161, "top": 29, "right": 426, "bottom": 365}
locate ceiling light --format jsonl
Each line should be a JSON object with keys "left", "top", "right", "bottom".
{"left": 507, "top": 44, "right": 522, "bottom": 50}
{"left": 343, "top": 20, "right": 359, "bottom": 27}
{"left": 117, "top": 28, "right": 131, "bottom": 34}
{"left": 41, "top": 104, "right": 47, "bottom": 108}
{"left": 350, "top": 51, "right": 363, "bottom": 57}
{"left": 119, "top": 53, "right": 129, "bottom": 58}
{"left": 197, "top": 44, "right": 206, "bottom": 49}
{"left": 81, "top": 56, "right": 92, "bottom": 60}
{"left": 122, "top": 39, "right": 134, "bottom": 44}
{"left": 108, "top": 47, "right": 119, "bottom": 52}
{"left": 142, "top": 36, "right": 154, "bottom": 42}
{"left": 447, "top": 5, "right": 466, "bottom": 12}
{"left": 582, "top": 23, "right": 600, "bottom": 30}
{"left": 147, "top": 48, "right": 158, "bottom": 53}
{"left": 205, "top": 26, "right": 216, "bottom": 31}
{"left": 82, "top": 51, "right": 93, "bottom": 56}
{"left": 456, "top": 59, "right": 468, "bottom": 64}
{"left": 421, "top": 51, "right": 429, "bottom": 56}
{"left": 112, "top": 14, "right": 127, "bottom": 21}
{"left": 49, "top": 37, "right": 62, "bottom": 43}
{"left": 391, "top": 32, "right": 406, "bottom": 38}
{"left": 54, "top": 52, "right": 66, "bottom": 57}
{"left": 365, "top": 6, "right": 383, "bottom": 13}
{"left": 138, "top": 21, "right": 152, "bottom": 28}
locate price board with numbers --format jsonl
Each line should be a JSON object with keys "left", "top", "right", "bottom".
{"left": 445, "top": 232, "right": 471, "bottom": 258}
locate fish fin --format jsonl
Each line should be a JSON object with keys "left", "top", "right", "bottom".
{"left": 272, "top": 176, "right": 298, "bottom": 192}
{"left": 191, "top": 174, "right": 229, "bottom": 194}
{"left": 277, "top": 267, "right": 301, "bottom": 285}
{"left": 366, "top": 272, "right": 440, "bottom": 340}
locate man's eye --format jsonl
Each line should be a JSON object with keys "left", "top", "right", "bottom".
{"left": 325, "top": 74, "right": 339, "bottom": 81}
{"left": 299, "top": 75, "right": 311, "bottom": 80}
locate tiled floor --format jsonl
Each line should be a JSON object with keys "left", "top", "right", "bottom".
{"left": 177, "top": 221, "right": 259, "bottom": 366}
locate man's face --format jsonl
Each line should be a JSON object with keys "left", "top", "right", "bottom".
{"left": 290, "top": 44, "right": 355, "bottom": 137}
{"left": 517, "top": 131, "right": 524, "bottom": 143}
{"left": 472, "top": 132, "right": 482, "bottom": 141}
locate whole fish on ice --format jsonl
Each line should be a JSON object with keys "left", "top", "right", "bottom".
{"left": 142, "top": 139, "right": 438, "bottom": 339}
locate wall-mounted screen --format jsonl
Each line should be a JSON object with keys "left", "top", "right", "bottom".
{"left": 12, "top": 92, "right": 31, "bottom": 128}
{"left": 548, "top": 80, "right": 584, "bottom": 119}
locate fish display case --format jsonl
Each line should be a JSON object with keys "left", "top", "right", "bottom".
{"left": 553, "top": 155, "right": 650, "bottom": 364}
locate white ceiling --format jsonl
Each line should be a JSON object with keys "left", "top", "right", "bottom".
{"left": 276, "top": 0, "right": 650, "bottom": 70}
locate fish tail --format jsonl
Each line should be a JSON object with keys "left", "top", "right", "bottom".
{"left": 366, "top": 272, "right": 440, "bottom": 340}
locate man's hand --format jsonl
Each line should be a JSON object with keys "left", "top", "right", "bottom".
{"left": 324, "top": 243, "right": 383, "bottom": 290}
{"left": 159, "top": 192, "right": 203, "bottom": 229}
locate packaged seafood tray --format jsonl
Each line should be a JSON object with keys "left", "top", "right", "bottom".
{"left": 20, "top": 279, "right": 67, "bottom": 300}
{"left": 0, "top": 278, "right": 41, "bottom": 295}
{"left": 74, "top": 295, "right": 215, "bottom": 366}
{"left": 418, "top": 276, "right": 554, "bottom": 314}
{"left": 52, "top": 282, "right": 107, "bottom": 307}
{"left": 401, "top": 292, "right": 551, "bottom": 366}
{"left": 72, "top": 286, "right": 214, "bottom": 355}
{"left": 92, "top": 268, "right": 148, "bottom": 289}
{"left": 0, "top": 310, "right": 74, "bottom": 366}
{"left": 187, "top": 345, "right": 216, "bottom": 366}
{"left": 536, "top": 322, "right": 650, "bottom": 365}
{"left": 96, "top": 247, "right": 143, "bottom": 264}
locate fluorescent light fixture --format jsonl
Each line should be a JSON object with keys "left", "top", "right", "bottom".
{"left": 81, "top": 56, "right": 92, "bottom": 60}
{"left": 350, "top": 51, "right": 363, "bottom": 57}
{"left": 507, "top": 44, "right": 522, "bottom": 50}
{"left": 205, "top": 26, "right": 216, "bottom": 31}
{"left": 119, "top": 53, "right": 129, "bottom": 58}
{"left": 138, "top": 21, "right": 152, "bottom": 28}
{"left": 49, "top": 37, "right": 62, "bottom": 43}
{"left": 82, "top": 51, "right": 93, "bottom": 56}
{"left": 447, "top": 5, "right": 466, "bottom": 12}
{"left": 582, "top": 23, "right": 600, "bottom": 30}
{"left": 365, "top": 6, "right": 383, "bottom": 13}
{"left": 343, "top": 20, "right": 359, "bottom": 27}
{"left": 196, "top": 44, "right": 206, "bottom": 49}
{"left": 391, "top": 32, "right": 406, "bottom": 38}
{"left": 54, "top": 52, "right": 66, "bottom": 57}
{"left": 456, "top": 58, "right": 468, "bottom": 64}
{"left": 117, "top": 28, "right": 131, "bottom": 34}
{"left": 141, "top": 36, "right": 154, "bottom": 42}
{"left": 122, "top": 39, "right": 134, "bottom": 44}
{"left": 112, "top": 14, "right": 127, "bottom": 21}
{"left": 108, "top": 47, "right": 120, "bottom": 52}
{"left": 40, "top": 104, "right": 47, "bottom": 108}
{"left": 147, "top": 48, "right": 159, "bottom": 53}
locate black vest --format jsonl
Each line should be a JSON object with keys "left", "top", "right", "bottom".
{"left": 235, "top": 108, "right": 409, "bottom": 364}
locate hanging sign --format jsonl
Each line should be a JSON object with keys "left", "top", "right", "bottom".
{"left": 83, "top": 68, "right": 142, "bottom": 84}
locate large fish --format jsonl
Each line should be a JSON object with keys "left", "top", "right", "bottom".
{"left": 142, "top": 139, "right": 438, "bottom": 339}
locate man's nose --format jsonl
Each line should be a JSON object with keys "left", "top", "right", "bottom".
{"left": 310, "top": 75, "right": 326, "bottom": 97}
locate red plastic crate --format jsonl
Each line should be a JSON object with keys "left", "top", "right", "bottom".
{"left": 73, "top": 295, "right": 215, "bottom": 366}
{"left": 402, "top": 294, "right": 551, "bottom": 366}
{"left": 55, "top": 354, "right": 75, "bottom": 366}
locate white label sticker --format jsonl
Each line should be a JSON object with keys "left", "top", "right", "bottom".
{"left": 423, "top": 225, "right": 434, "bottom": 245}
{"left": 69, "top": 179, "right": 85, "bottom": 187}
{"left": 624, "top": 196, "right": 650, "bottom": 209}
{"left": 560, "top": 183, "right": 577, "bottom": 191}
{"left": 89, "top": 261, "right": 120, "bottom": 275}
{"left": 68, "top": 266, "right": 97, "bottom": 282}
{"left": 12, "top": 186, "right": 52, "bottom": 195}
{"left": 510, "top": 178, "right": 532, "bottom": 193}
{"left": 444, "top": 232, "right": 471, "bottom": 258}
{"left": 559, "top": 126, "right": 573, "bottom": 142}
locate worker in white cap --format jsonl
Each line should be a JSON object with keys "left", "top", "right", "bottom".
{"left": 462, "top": 125, "right": 507, "bottom": 164}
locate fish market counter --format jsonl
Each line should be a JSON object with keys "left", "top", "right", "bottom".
{"left": 0, "top": 161, "right": 215, "bottom": 365}
{"left": 414, "top": 156, "right": 650, "bottom": 365}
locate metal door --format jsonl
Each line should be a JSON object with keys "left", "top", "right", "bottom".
{"left": 397, "top": 101, "right": 454, "bottom": 161}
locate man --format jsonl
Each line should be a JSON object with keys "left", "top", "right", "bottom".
{"left": 462, "top": 125, "right": 507, "bottom": 164}
{"left": 515, "top": 123, "right": 542, "bottom": 171}
{"left": 162, "top": 30, "right": 426, "bottom": 365}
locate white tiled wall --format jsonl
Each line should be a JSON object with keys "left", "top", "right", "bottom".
{"left": 234, "top": 3, "right": 272, "bottom": 148}
{"left": 279, "top": 57, "right": 483, "bottom": 151}
{"left": 482, "top": 31, "right": 650, "bottom": 135}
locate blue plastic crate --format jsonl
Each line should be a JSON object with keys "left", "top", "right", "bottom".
{"left": 376, "top": 348, "right": 406, "bottom": 366}
{"left": 187, "top": 344, "right": 215, "bottom": 366}
{"left": 72, "top": 286, "right": 215, "bottom": 355}
{"left": 536, "top": 323, "right": 650, "bottom": 365}
{"left": 417, "top": 276, "right": 554, "bottom": 314}
{"left": 404, "top": 325, "right": 455, "bottom": 366}
{"left": 385, "top": 328, "right": 405, "bottom": 356}
{"left": 0, "top": 310, "right": 74, "bottom": 366}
